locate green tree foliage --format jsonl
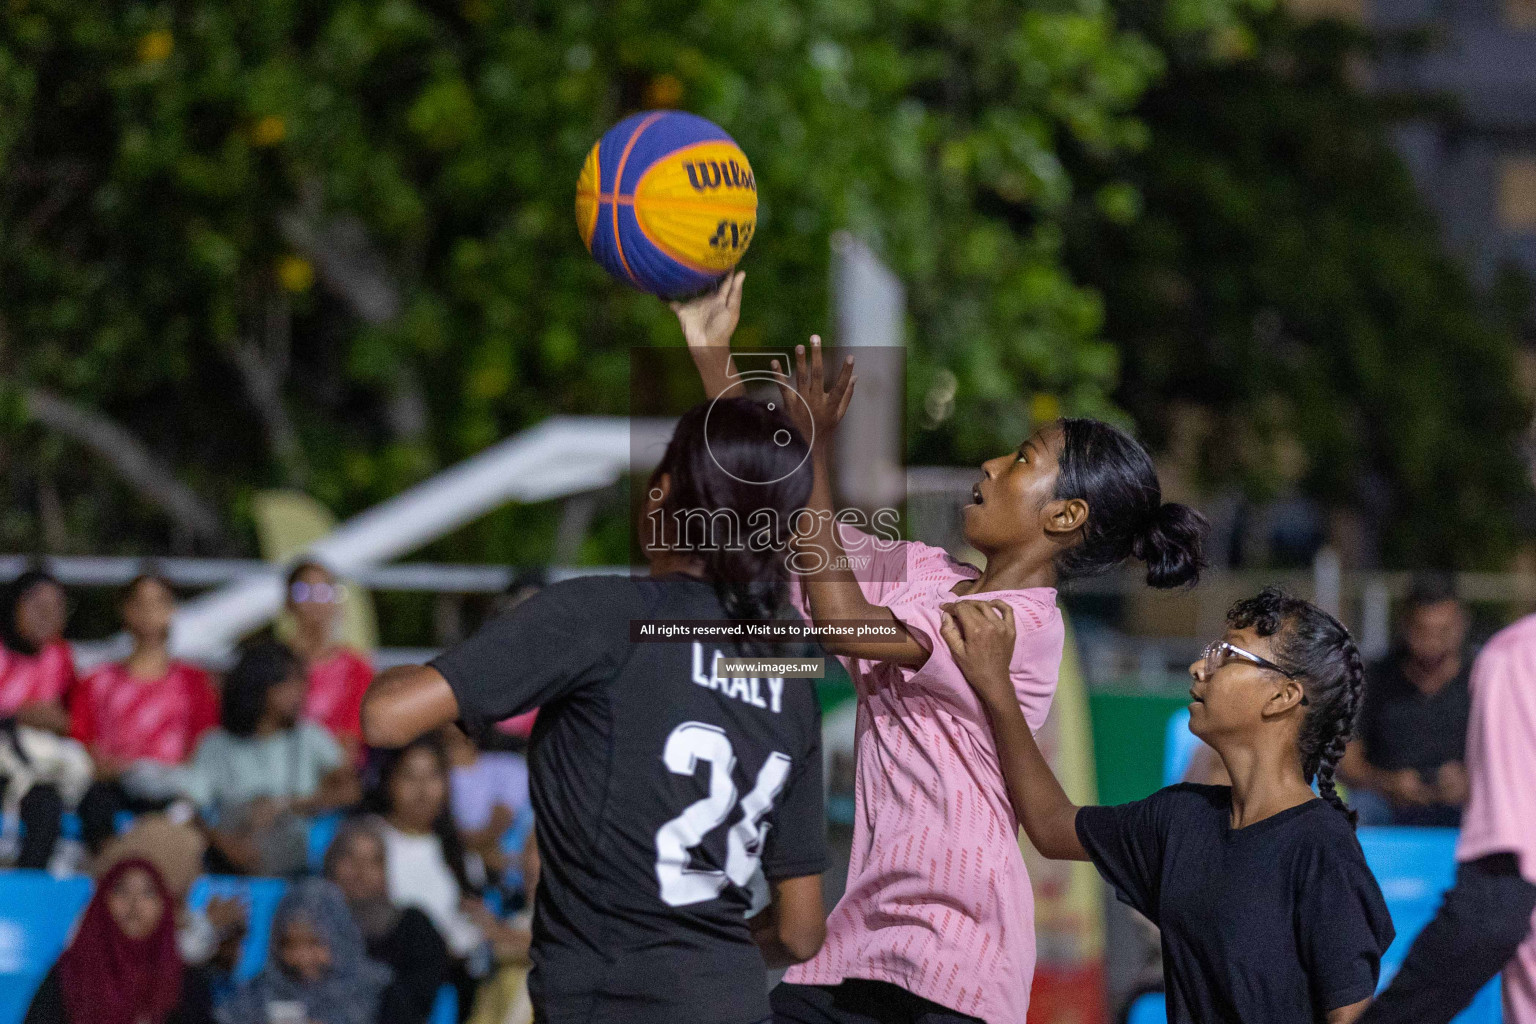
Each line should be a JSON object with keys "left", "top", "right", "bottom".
{"left": 1065, "top": 13, "right": 1532, "bottom": 569}
{"left": 0, "top": 0, "right": 1255, "bottom": 561}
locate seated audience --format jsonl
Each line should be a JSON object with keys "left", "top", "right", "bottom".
{"left": 74, "top": 573, "right": 220, "bottom": 853}
{"left": 93, "top": 813, "right": 248, "bottom": 983}
{"left": 124, "top": 642, "right": 360, "bottom": 874}
{"left": 0, "top": 716, "right": 92, "bottom": 870}
{"left": 285, "top": 560, "right": 373, "bottom": 762}
{"left": 369, "top": 735, "right": 485, "bottom": 1018}
{"left": 24, "top": 857, "right": 214, "bottom": 1024}
{"left": 442, "top": 725, "right": 529, "bottom": 881}
{"left": 219, "top": 878, "right": 391, "bottom": 1024}
{"left": 0, "top": 569, "right": 77, "bottom": 733}
{"left": 1340, "top": 573, "right": 1473, "bottom": 826}
{"left": 324, "top": 815, "right": 451, "bottom": 1024}
{"left": 0, "top": 569, "right": 82, "bottom": 868}
{"left": 465, "top": 829, "right": 537, "bottom": 1024}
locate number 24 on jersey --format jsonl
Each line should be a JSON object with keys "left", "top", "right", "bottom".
{"left": 654, "top": 721, "right": 792, "bottom": 908}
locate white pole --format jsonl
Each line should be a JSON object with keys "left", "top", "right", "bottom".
{"left": 170, "top": 415, "right": 675, "bottom": 660}
{"left": 830, "top": 232, "right": 906, "bottom": 510}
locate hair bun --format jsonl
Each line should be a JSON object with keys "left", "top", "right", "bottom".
{"left": 1133, "top": 502, "right": 1209, "bottom": 589}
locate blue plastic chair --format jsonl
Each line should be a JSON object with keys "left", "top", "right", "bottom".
{"left": 1162, "top": 707, "right": 1201, "bottom": 786}
{"left": 187, "top": 876, "right": 289, "bottom": 983}
{"left": 306, "top": 812, "right": 346, "bottom": 874}
{"left": 1123, "top": 991, "right": 1166, "bottom": 1024}
{"left": 0, "top": 872, "right": 94, "bottom": 1024}
{"left": 428, "top": 983, "right": 458, "bottom": 1024}
{"left": 1357, "top": 827, "right": 1502, "bottom": 1024}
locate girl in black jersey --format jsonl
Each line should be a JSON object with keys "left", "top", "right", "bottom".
{"left": 362, "top": 277, "right": 830, "bottom": 1024}
{"left": 940, "top": 587, "right": 1394, "bottom": 1024}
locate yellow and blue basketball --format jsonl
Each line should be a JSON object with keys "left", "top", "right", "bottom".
{"left": 575, "top": 110, "right": 758, "bottom": 298}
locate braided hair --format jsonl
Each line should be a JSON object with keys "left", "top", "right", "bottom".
{"left": 1225, "top": 586, "right": 1368, "bottom": 826}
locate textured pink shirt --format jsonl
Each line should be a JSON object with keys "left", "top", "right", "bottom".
{"left": 784, "top": 528, "right": 1063, "bottom": 1022}
{"left": 1457, "top": 614, "right": 1536, "bottom": 1023}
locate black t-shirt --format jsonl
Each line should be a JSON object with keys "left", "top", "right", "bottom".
{"left": 431, "top": 574, "right": 826, "bottom": 1024}
{"left": 1359, "top": 652, "right": 1471, "bottom": 775}
{"left": 1076, "top": 784, "right": 1394, "bottom": 1024}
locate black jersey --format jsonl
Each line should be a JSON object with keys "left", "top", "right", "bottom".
{"left": 431, "top": 574, "right": 826, "bottom": 1024}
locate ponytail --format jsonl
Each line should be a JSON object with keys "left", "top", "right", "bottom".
{"left": 1053, "top": 418, "right": 1209, "bottom": 589}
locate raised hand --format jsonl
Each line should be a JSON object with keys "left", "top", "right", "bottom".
{"left": 671, "top": 271, "right": 744, "bottom": 353}
{"left": 771, "top": 335, "right": 855, "bottom": 449}
{"left": 939, "top": 600, "right": 1017, "bottom": 710}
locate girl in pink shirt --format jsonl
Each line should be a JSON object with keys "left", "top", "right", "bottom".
{"left": 73, "top": 573, "right": 220, "bottom": 852}
{"left": 286, "top": 559, "right": 375, "bottom": 761}
{"left": 757, "top": 339, "right": 1206, "bottom": 1024}
{"left": 0, "top": 569, "right": 77, "bottom": 735}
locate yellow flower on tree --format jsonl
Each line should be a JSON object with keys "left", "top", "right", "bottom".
{"left": 277, "top": 255, "right": 314, "bottom": 293}
{"left": 137, "top": 30, "right": 173, "bottom": 64}
{"left": 643, "top": 74, "right": 684, "bottom": 109}
{"left": 251, "top": 115, "right": 287, "bottom": 147}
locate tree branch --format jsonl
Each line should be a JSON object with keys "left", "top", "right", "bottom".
{"left": 23, "top": 387, "right": 232, "bottom": 551}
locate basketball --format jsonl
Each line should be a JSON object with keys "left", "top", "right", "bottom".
{"left": 575, "top": 110, "right": 758, "bottom": 298}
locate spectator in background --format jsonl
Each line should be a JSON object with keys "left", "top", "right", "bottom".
{"left": 220, "top": 879, "right": 391, "bottom": 1024}
{"left": 1361, "top": 611, "right": 1536, "bottom": 1024}
{"left": 0, "top": 569, "right": 77, "bottom": 735}
{"left": 286, "top": 560, "right": 373, "bottom": 762}
{"left": 442, "top": 725, "right": 529, "bottom": 883}
{"left": 124, "top": 642, "right": 360, "bottom": 874}
{"left": 1340, "top": 573, "right": 1472, "bottom": 826}
{"left": 324, "top": 815, "right": 451, "bottom": 1024}
{"left": 368, "top": 735, "right": 485, "bottom": 1019}
{"left": 74, "top": 573, "right": 220, "bottom": 853}
{"left": 23, "top": 857, "right": 213, "bottom": 1024}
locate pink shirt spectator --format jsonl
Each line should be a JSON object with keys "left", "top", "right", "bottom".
{"left": 1457, "top": 613, "right": 1536, "bottom": 1023}
{"left": 302, "top": 647, "right": 373, "bottom": 742}
{"left": 71, "top": 661, "right": 220, "bottom": 764}
{"left": 0, "top": 639, "right": 77, "bottom": 716}
{"left": 784, "top": 527, "right": 1063, "bottom": 1022}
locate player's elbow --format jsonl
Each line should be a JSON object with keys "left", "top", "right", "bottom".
{"left": 778, "top": 916, "right": 826, "bottom": 964}
{"left": 360, "top": 689, "right": 409, "bottom": 749}
{"left": 360, "top": 666, "right": 439, "bottom": 749}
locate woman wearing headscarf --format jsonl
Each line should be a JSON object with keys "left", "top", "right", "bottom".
{"left": 219, "top": 878, "right": 391, "bottom": 1024}
{"left": 24, "top": 857, "right": 212, "bottom": 1024}
{"left": 323, "top": 816, "right": 450, "bottom": 1024}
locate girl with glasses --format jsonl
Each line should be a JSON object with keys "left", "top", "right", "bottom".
{"left": 941, "top": 586, "right": 1393, "bottom": 1024}
{"left": 286, "top": 560, "right": 374, "bottom": 762}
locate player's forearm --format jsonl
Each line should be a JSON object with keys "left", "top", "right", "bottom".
{"left": 688, "top": 346, "right": 738, "bottom": 401}
{"left": 978, "top": 690, "right": 1086, "bottom": 860}
{"left": 792, "top": 444, "right": 922, "bottom": 663}
{"left": 362, "top": 665, "right": 460, "bottom": 748}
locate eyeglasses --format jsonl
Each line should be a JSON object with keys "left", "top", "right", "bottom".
{"left": 1201, "top": 640, "right": 1307, "bottom": 702}
{"left": 290, "top": 581, "right": 346, "bottom": 605}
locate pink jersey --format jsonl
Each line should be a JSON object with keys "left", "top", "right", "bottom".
{"left": 0, "top": 640, "right": 77, "bottom": 716}
{"left": 71, "top": 660, "right": 220, "bottom": 764}
{"left": 785, "top": 528, "right": 1063, "bottom": 1022}
{"left": 303, "top": 646, "right": 374, "bottom": 741}
{"left": 1457, "top": 614, "right": 1536, "bottom": 1023}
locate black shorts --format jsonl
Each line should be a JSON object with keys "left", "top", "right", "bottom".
{"left": 771, "top": 980, "right": 986, "bottom": 1024}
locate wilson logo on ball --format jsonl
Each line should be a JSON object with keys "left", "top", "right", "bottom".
{"left": 576, "top": 110, "right": 758, "bottom": 298}
{"left": 683, "top": 160, "right": 757, "bottom": 193}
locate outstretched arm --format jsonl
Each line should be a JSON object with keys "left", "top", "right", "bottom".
{"left": 673, "top": 271, "right": 746, "bottom": 401}
{"left": 777, "top": 340, "right": 928, "bottom": 667}
{"left": 940, "top": 600, "right": 1087, "bottom": 861}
